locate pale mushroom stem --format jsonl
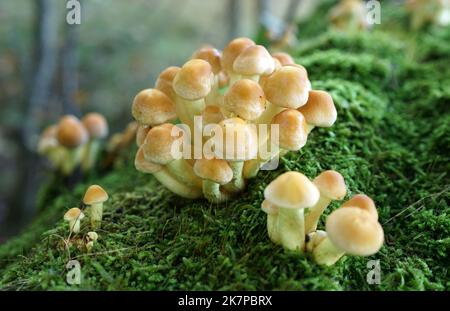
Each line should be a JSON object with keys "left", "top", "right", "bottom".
{"left": 256, "top": 102, "right": 284, "bottom": 125}
{"left": 175, "top": 97, "right": 205, "bottom": 135}
{"left": 81, "top": 139, "right": 101, "bottom": 172}
{"left": 205, "top": 76, "right": 220, "bottom": 106}
{"left": 61, "top": 147, "right": 83, "bottom": 176}
{"left": 277, "top": 208, "right": 306, "bottom": 252}
{"left": 153, "top": 169, "right": 202, "bottom": 199}
{"left": 166, "top": 159, "right": 203, "bottom": 189}
{"left": 267, "top": 214, "right": 280, "bottom": 244}
{"left": 224, "top": 161, "right": 245, "bottom": 193}
{"left": 304, "top": 196, "right": 332, "bottom": 234}
{"left": 202, "top": 180, "right": 230, "bottom": 203}
{"left": 312, "top": 237, "right": 345, "bottom": 266}
{"left": 228, "top": 72, "right": 241, "bottom": 86}
{"left": 69, "top": 218, "right": 82, "bottom": 234}
{"left": 89, "top": 202, "right": 103, "bottom": 229}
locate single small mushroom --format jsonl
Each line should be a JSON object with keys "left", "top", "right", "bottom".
{"left": 154, "top": 66, "right": 180, "bottom": 102}
{"left": 305, "top": 170, "right": 347, "bottom": 233}
{"left": 85, "top": 231, "right": 98, "bottom": 252}
{"left": 223, "top": 79, "right": 266, "bottom": 121}
{"left": 221, "top": 37, "right": 255, "bottom": 84}
{"left": 135, "top": 146, "right": 202, "bottom": 199}
{"left": 64, "top": 207, "right": 85, "bottom": 234}
{"left": 305, "top": 230, "right": 327, "bottom": 253}
{"left": 257, "top": 66, "right": 310, "bottom": 125}
{"left": 313, "top": 207, "right": 384, "bottom": 266}
{"left": 272, "top": 52, "right": 295, "bottom": 66}
{"left": 132, "top": 88, "right": 177, "bottom": 127}
{"left": 192, "top": 47, "right": 222, "bottom": 106}
{"left": 232, "top": 45, "right": 275, "bottom": 82}
{"left": 263, "top": 171, "right": 320, "bottom": 251}
{"left": 297, "top": 90, "right": 337, "bottom": 134}
{"left": 342, "top": 194, "right": 378, "bottom": 220}
{"left": 136, "top": 125, "right": 151, "bottom": 147}
{"left": 83, "top": 185, "right": 109, "bottom": 229}
{"left": 81, "top": 112, "right": 109, "bottom": 171}
{"left": 193, "top": 158, "right": 233, "bottom": 203}
{"left": 142, "top": 123, "right": 202, "bottom": 189}
{"left": 56, "top": 115, "right": 89, "bottom": 175}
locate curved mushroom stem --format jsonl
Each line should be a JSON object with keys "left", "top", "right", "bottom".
{"left": 166, "top": 159, "right": 203, "bottom": 189}
{"left": 175, "top": 96, "right": 205, "bottom": 133}
{"left": 223, "top": 161, "right": 245, "bottom": 193}
{"left": 312, "top": 237, "right": 345, "bottom": 266}
{"left": 69, "top": 219, "right": 82, "bottom": 234}
{"left": 304, "top": 196, "right": 332, "bottom": 234}
{"left": 89, "top": 202, "right": 103, "bottom": 229}
{"left": 81, "top": 139, "right": 101, "bottom": 172}
{"left": 277, "top": 207, "right": 306, "bottom": 252}
{"left": 256, "top": 102, "right": 284, "bottom": 125}
{"left": 243, "top": 148, "right": 284, "bottom": 179}
{"left": 202, "top": 180, "right": 230, "bottom": 203}
{"left": 205, "top": 76, "right": 221, "bottom": 106}
{"left": 61, "top": 147, "right": 83, "bottom": 176}
{"left": 153, "top": 169, "right": 203, "bottom": 199}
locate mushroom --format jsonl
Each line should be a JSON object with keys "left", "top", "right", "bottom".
{"left": 297, "top": 90, "right": 337, "bottom": 134}
{"left": 192, "top": 47, "right": 222, "bottom": 106}
{"left": 173, "top": 59, "right": 214, "bottom": 131}
{"left": 193, "top": 158, "right": 233, "bottom": 203}
{"left": 313, "top": 207, "right": 384, "bottom": 266}
{"left": 131, "top": 88, "right": 177, "bottom": 127}
{"left": 64, "top": 207, "right": 85, "bottom": 234}
{"left": 233, "top": 45, "right": 275, "bottom": 82}
{"left": 136, "top": 124, "right": 151, "bottom": 147}
{"left": 56, "top": 115, "right": 89, "bottom": 175}
{"left": 342, "top": 194, "right": 378, "bottom": 220}
{"left": 244, "top": 109, "right": 308, "bottom": 179}
{"left": 305, "top": 170, "right": 347, "bottom": 233}
{"left": 81, "top": 112, "right": 109, "bottom": 171}
{"left": 305, "top": 230, "right": 327, "bottom": 253}
{"left": 154, "top": 66, "right": 180, "bottom": 102}
{"left": 223, "top": 79, "right": 266, "bottom": 121}
{"left": 135, "top": 146, "right": 202, "bottom": 199}
{"left": 83, "top": 185, "right": 109, "bottom": 229}
{"left": 221, "top": 37, "right": 255, "bottom": 84}
{"left": 272, "top": 52, "right": 295, "bottom": 66}
{"left": 85, "top": 231, "right": 98, "bottom": 252}
{"left": 37, "top": 124, "right": 65, "bottom": 169}
{"left": 257, "top": 66, "right": 310, "bottom": 125}
{"left": 329, "top": 0, "right": 370, "bottom": 31}
{"left": 142, "top": 123, "right": 202, "bottom": 189}
{"left": 263, "top": 171, "right": 320, "bottom": 251}
{"left": 215, "top": 118, "right": 258, "bottom": 192}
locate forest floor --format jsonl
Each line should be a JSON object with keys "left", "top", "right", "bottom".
{"left": 0, "top": 2, "right": 449, "bottom": 290}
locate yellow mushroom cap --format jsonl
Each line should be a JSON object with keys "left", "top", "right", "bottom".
{"left": 261, "top": 199, "right": 279, "bottom": 215}
{"left": 221, "top": 37, "right": 255, "bottom": 74}
{"left": 192, "top": 47, "right": 222, "bottom": 75}
{"left": 155, "top": 66, "right": 180, "bottom": 101}
{"left": 136, "top": 125, "right": 151, "bottom": 147}
{"left": 132, "top": 89, "right": 177, "bottom": 126}
{"left": 271, "top": 109, "right": 308, "bottom": 151}
{"left": 272, "top": 52, "right": 295, "bottom": 66}
{"left": 264, "top": 171, "right": 320, "bottom": 209}
{"left": 173, "top": 59, "right": 214, "bottom": 100}
{"left": 233, "top": 45, "right": 275, "bottom": 76}
{"left": 134, "top": 146, "right": 163, "bottom": 174}
{"left": 223, "top": 79, "right": 266, "bottom": 120}
{"left": 193, "top": 158, "right": 233, "bottom": 185}
{"left": 57, "top": 115, "right": 88, "bottom": 148}
{"left": 202, "top": 105, "right": 224, "bottom": 126}
{"left": 81, "top": 112, "right": 109, "bottom": 139}
{"left": 215, "top": 118, "right": 258, "bottom": 161}
{"left": 342, "top": 194, "right": 378, "bottom": 220}
{"left": 263, "top": 66, "right": 310, "bottom": 109}
{"left": 64, "top": 207, "right": 85, "bottom": 221}
{"left": 326, "top": 207, "right": 384, "bottom": 256}
{"left": 83, "top": 185, "right": 108, "bottom": 205}
{"left": 297, "top": 90, "right": 337, "bottom": 127}
{"left": 313, "top": 170, "right": 347, "bottom": 200}
{"left": 142, "top": 123, "right": 182, "bottom": 165}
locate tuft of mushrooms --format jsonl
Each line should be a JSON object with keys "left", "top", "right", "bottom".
{"left": 64, "top": 207, "right": 85, "bottom": 234}
{"left": 83, "top": 185, "right": 108, "bottom": 229}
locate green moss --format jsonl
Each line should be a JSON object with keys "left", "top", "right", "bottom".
{"left": 1, "top": 5, "right": 449, "bottom": 291}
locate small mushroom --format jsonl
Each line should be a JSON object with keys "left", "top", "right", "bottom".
{"left": 83, "top": 185, "right": 109, "bottom": 229}
{"left": 132, "top": 88, "right": 177, "bottom": 127}
{"left": 305, "top": 170, "right": 347, "bottom": 233}
{"left": 223, "top": 79, "right": 266, "bottom": 121}
{"left": 81, "top": 112, "right": 109, "bottom": 171}
{"left": 85, "top": 231, "right": 98, "bottom": 252}
{"left": 233, "top": 45, "right": 275, "bottom": 82}
{"left": 154, "top": 66, "right": 180, "bottom": 102}
{"left": 297, "top": 90, "right": 337, "bottom": 134}
{"left": 313, "top": 207, "right": 384, "bottom": 266}
{"left": 263, "top": 171, "right": 320, "bottom": 251}
{"left": 64, "top": 207, "right": 85, "bottom": 234}
{"left": 192, "top": 47, "right": 222, "bottom": 106}
{"left": 37, "top": 124, "right": 65, "bottom": 169}
{"left": 221, "top": 37, "right": 255, "bottom": 84}
{"left": 193, "top": 158, "right": 233, "bottom": 203}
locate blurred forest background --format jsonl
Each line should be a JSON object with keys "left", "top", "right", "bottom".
{"left": 0, "top": 0, "right": 317, "bottom": 242}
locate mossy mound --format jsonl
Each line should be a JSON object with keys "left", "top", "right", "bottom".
{"left": 0, "top": 6, "right": 449, "bottom": 290}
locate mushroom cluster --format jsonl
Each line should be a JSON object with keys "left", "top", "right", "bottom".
{"left": 38, "top": 113, "right": 109, "bottom": 175}
{"left": 262, "top": 170, "right": 384, "bottom": 266}
{"left": 131, "top": 38, "right": 337, "bottom": 203}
